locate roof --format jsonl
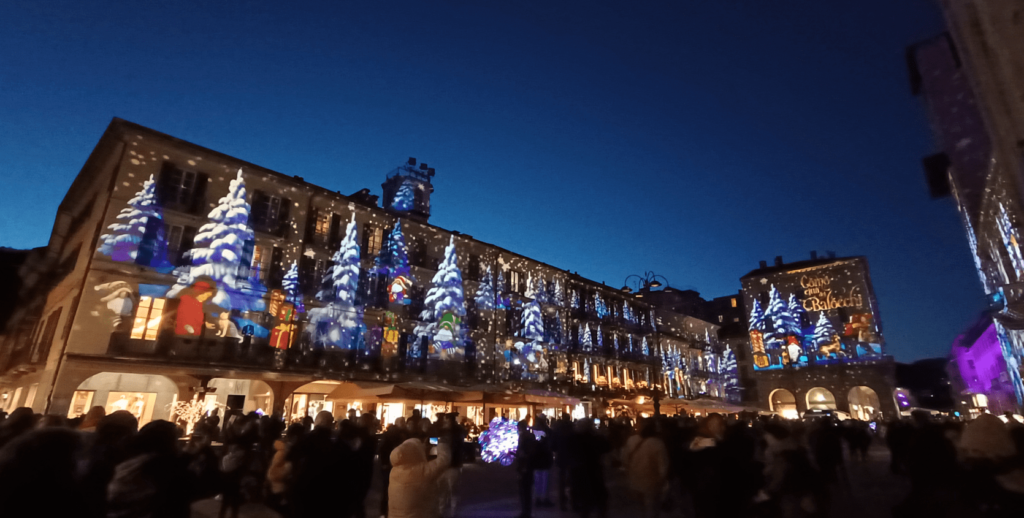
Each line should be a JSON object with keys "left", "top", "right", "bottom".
{"left": 739, "top": 256, "right": 867, "bottom": 280}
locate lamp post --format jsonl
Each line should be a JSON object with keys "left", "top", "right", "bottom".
{"left": 621, "top": 272, "right": 668, "bottom": 416}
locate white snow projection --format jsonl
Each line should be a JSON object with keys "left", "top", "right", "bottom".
{"left": 99, "top": 174, "right": 163, "bottom": 263}
{"left": 308, "top": 213, "right": 364, "bottom": 349}
{"left": 415, "top": 236, "right": 467, "bottom": 359}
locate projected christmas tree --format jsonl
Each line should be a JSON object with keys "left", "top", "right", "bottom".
{"left": 595, "top": 293, "right": 608, "bottom": 318}
{"left": 475, "top": 265, "right": 496, "bottom": 310}
{"left": 415, "top": 236, "right": 466, "bottom": 358}
{"left": 99, "top": 174, "right": 165, "bottom": 264}
{"left": 168, "top": 170, "right": 262, "bottom": 311}
{"left": 580, "top": 323, "right": 592, "bottom": 352}
{"left": 786, "top": 294, "right": 805, "bottom": 335}
{"left": 521, "top": 299, "right": 544, "bottom": 342}
{"left": 373, "top": 220, "right": 410, "bottom": 278}
{"left": 308, "top": 214, "right": 364, "bottom": 348}
{"left": 392, "top": 181, "right": 415, "bottom": 211}
{"left": 282, "top": 261, "right": 304, "bottom": 312}
{"left": 812, "top": 312, "right": 839, "bottom": 355}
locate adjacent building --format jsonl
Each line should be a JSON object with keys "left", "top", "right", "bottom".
{"left": 0, "top": 119, "right": 735, "bottom": 426}
{"left": 908, "top": 1, "right": 1024, "bottom": 413}
{"left": 738, "top": 255, "right": 897, "bottom": 420}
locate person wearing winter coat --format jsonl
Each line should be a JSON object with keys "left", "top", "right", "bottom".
{"left": 623, "top": 419, "right": 669, "bottom": 518}
{"left": 388, "top": 436, "right": 452, "bottom": 518}
{"left": 106, "top": 420, "right": 197, "bottom": 518}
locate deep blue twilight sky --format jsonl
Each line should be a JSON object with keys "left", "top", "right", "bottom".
{"left": 0, "top": 1, "right": 982, "bottom": 361}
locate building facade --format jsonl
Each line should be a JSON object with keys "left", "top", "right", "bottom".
{"left": 909, "top": 2, "right": 1024, "bottom": 413}
{"left": 0, "top": 119, "right": 733, "bottom": 426}
{"left": 738, "top": 255, "right": 897, "bottom": 420}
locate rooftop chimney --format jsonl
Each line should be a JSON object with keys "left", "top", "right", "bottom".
{"left": 759, "top": 260, "right": 767, "bottom": 269}
{"left": 827, "top": 251, "right": 836, "bottom": 259}
{"left": 774, "top": 256, "right": 783, "bottom": 267}
{"left": 810, "top": 251, "right": 818, "bottom": 260}
{"left": 408, "top": 157, "right": 417, "bottom": 166}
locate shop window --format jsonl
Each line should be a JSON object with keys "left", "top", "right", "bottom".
{"left": 131, "top": 296, "right": 165, "bottom": 340}
{"left": 106, "top": 392, "right": 157, "bottom": 424}
{"left": 67, "top": 390, "right": 95, "bottom": 418}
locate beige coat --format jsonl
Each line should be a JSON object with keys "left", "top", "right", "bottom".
{"left": 388, "top": 438, "right": 451, "bottom": 518}
{"left": 266, "top": 439, "right": 290, "bottom": 495}
{"left": 623, "top": 434, "right": 669, "bottom": 494}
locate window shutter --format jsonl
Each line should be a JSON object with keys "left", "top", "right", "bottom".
{"left": 299, "top": 256, "right": 316, "bottom": 295}
{"left": 189, "top": 173, "right": 209, "bottom": 214}
{"left": 135, "top": 216, "right": 163, "bottom": 266}
{"left": 304, "top": 207, "right": 318, "bottom": 243}
{"left": 277, "top": 198, "right": 291, "bottom": 236}
{"left": 269, "top": 246, "right": 284, "bottom": 288}
{"left": 329, "top": 213, "right": 342, "bottom": 248}
{"left": 250, "top": 190, "right": 269, "bottom": 228}
{"left": 156, "top": 162, "right": 180, "bottom": 206}
{"left": 177, "top": 226, "right": 198, "bottom": 266}
{"left": 361, "top": 224, "right": 371, "bottom": 256}
{"left": 238, "top": 240, "right": 255, "bottom": 280}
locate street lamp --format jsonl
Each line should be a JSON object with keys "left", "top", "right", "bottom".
{"left": 622, "top": 271, "right": 668, "bottom": 416}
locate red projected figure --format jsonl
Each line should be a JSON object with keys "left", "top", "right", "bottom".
{"left": 174, "top": 280, "right": 215, "bottom": 337}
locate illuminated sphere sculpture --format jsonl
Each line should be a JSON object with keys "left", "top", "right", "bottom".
{"left": 479, "top": 417, "right": 520, "bottom": 466}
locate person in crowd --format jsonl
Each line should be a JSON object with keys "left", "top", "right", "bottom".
{"left": 957, "top": 413, "right": 1024, "bottom": 514}
{"left": 107, "top": 420, "right": 197, "bottom": 518}
{"left": 438, "top": 413, "right": 466, "bottom": 518}
{"left": 759, "top": 422, "right": 823, "bottom": 518}
{"left": 219, "top": 440, "right": 248, "bottom": 518}
{"left": 340, "top": 412, "right": 377, "bottom": 518}
{"left": 686, "top": 413, "right": 727, "bottom": 518}
{"left": 623, "top": 418, "right": 669, "bottom": 518}
{"left": 809, "top": 417, "right": 844, "bottom": 485}
{"left": 266, "top": 423, "right": 305, "bottom": 515}
{"left": 893, "top": 411, "right": 960, "bottom": 517}
{"left": 515, "top": 419, "right": 538, "bottom": 518}
{"left": 567, "top": 417, "right": 610, "bottom": 518}
{"left": 532, "top": 415, "right": 555, "bottom": 508}
{"left": 551, "top": 412, "right": 574, "bottom": 511}
{"left": 79, "top": 406, "right": 106, "bottom": 432}
{"left": 79, "top": 410, "right": 139, "bottom": 518}
{"left": 378, "top": 417, "right": 409, "bottom": 518}
{"left": 287, "top": 411, "right": 343, "bottom": 518}
{"left": 0, "top": 426, "right": 83, "bottom": 516}
{"left": 388, "top": 434, "right": 452, "bottom": 518}
{"left": 183, "top": 424, "right": 221, "bottom": 502}
{"left": 0, "top": 407, "right": 35, "bottom": 449}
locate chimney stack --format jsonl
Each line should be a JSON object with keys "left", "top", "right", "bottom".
{"left": 774, "top": 256, "right": 783, "bottom": 267}
{"left": 810, "top": 251, "right": 818, "bottom": 260}
{"left": 827, "top": 251, "right": 836, "bottom": 259}
{"left": 759, "top": 260, "right": 767, "bottom": 269}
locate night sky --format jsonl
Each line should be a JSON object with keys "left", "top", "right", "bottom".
{"left": 0, "top": 1, "right": 982, "bottom": 361}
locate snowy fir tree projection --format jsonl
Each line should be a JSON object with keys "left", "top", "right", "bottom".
{"left": 596, "top": 325, "right": 604, "bottom": 350}
{"left": 786, "top": 294, "right": 805, "bottom": 335}
{"left": 282, "top": 261, "right": 304, "bottom": 313}
{"left": 415, "top": 236, "right": 467, "bottom": 360}
{"left": 748, "top": 300, "right": 766, "bottom": 331}
{"left": 308, "top": 214, "right": 364, "bottom": 349}
{"left": 723, "top": 348, "right": 740, "bottom": 402}
{"left": 495, "top": 269, "right": 508, "bottom": 309}
{"left": 372, "top": 220, "right": 411, "bottom": 279}
{"left": 474, "top": 265, "right": 496, "bottom": 311}
{"left": 642, "top": 336, "right": 649, "bottom": 356}
{"left": 812, "top": 312, "right": 839, "bottom": 357}
{"left": 553, "top": 279, "right": 564, "bottom": 307}
{"left": 579, "top": 323, "right": 593, "bottom": 352}
{"left": 623, "top": 303, "right": 635, "bottom": 323}
{"left": 595, "top": 293, "right": 608, "bottom": 318}
{"left": 570, "top": 290, "right": 580, "bottom": 309}
{"left": 168, "top": 170, "right": 263, "bottom": 311}
{"left": 534, "top": 277, "right": 549, "bottom": 305}
{"left": 520, "top": 299, "right": 544, "bottom": 342}
{"left": 524, "top": 273, "right": 535, "bottom": 298}
{"left": 766, "top": 285, "right": 789, "bottom": 344}
{"left": 392, "top": 180, "right": 415, "bottom": 211}
{"left": 99, "top": 174, "right": 166, "bottom": 264}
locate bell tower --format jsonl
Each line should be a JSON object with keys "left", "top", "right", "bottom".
{"left": 382, "top": 157, "right": 434, "bottom": 223}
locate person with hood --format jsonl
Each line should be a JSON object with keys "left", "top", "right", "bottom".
{"left": 957, "top": 413, "right": 1024, "bottom": 513}
{"left": 106, "top": 420, "right": 197, "bottom": 518}
{"left": 388, "top": 434, "right": 452, "bottom": 518}
{"left": 266, "top": 423, "right": 305, "bottom": 515}
{"left": 378, "top": 417, "right": 409, "bottom": 517}
{"left": 623, "top": 418, "right": 669, "bottom": 518}
{"left": 287, "top": 411, "right": 342, "bottom": 518}
{"left": 760, "top": 423, "right": 821, "bottom": 518}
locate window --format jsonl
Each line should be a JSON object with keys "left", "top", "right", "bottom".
{"left": 257, "top": 196, "right": 282, "bottom": 223}
{"left": 32, "top": 307, "right": 63, "bottom": 363}
{"left": 131, "top": 297, "right": 165, "bottom": 340}
{"left": 250, "top": 190, "right": 290, "bottom": 235}
{"left": 718, "top": 315, "right": 723, "bottom": 323}
{"left": 509, "top": 270, "right": 522, "bottom": 293}
{"left": 364, "top": 225, "right": 383, "bottom": 256}
{"left": 167, "top": 226, "right": 184, "bottom": 252}
{"left": 315, "top": 211, "right": 331, "bottom": 238}
{"left": 731, "top": 298, "right": 737, "bottom": 308}
{"left": 249, "top": 244, "right": 267, "bottom": 280}
{"left": 166, "top": 225, "right": 196, "bottom": 266}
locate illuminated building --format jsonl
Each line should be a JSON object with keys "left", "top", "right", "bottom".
{"left": 0, "top": 118, "right": 719, "bottom": 425}
{"left": 948, "top": 315, "right": 1019, "bottom": 417}
{"left": 908, "top": 4, "right": 1024, "bottom": 413}
{"left": 739, "top": 254, "right": 897, "bottom": 420}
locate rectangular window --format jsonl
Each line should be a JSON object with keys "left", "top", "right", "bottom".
{"left": 250, "top": 191, "right": 286, "bottom": 233}
{"left": 131, "top": 297, "right": 165, "bottom": 340}
{"left": 509, "top": 270, "right": 521, "bottom": 293}
{"left": 167, "top": 225, "right": 197, "bottom": 266}
{"left": 731, "top": 298, "right": 737, "bottom": 308}
{"left": 315, "top": 211, "right": 331, "bottom": 238}
{"left": 368, "top": 226, "right": 383, "bottom": 255}
{"left": 32, "top": 307, "right": 63, "bottom": 363}
{"left": 167, "top": 225, "right": 184, "bottom": 252}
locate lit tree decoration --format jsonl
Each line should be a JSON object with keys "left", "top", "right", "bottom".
{"left": 553, "top": 279, "right": 565, "bottom": 307}
{"left": 282, "top": 261, "right": 304, "bottom": 312}
{"left": 534, "top": 277, "right": 549, "bottom": 305}
{"left": 596, "top": 325, "right": 604, "bottom": 350}
{"left": 521, "top": 299, "right": 544, "bottom": 341}
{"left": 583, "top": 357, "right": 591, "bottom": 383}
{"left": 308, "top": 213, "right": 364, "bottom": 348}
{"left": 480, "top": 418, "right": 522, "bottom": 466}
{"left": 474, "top": 265, "right": 496, "bottom": 311}
{"left": 524, "top": 272, "right": 535, "bottom": 298}
{"left": 168, "top": 170, "right": 260, "bottom": 310}
{"left": 392, "top": 180, "right": 415, "bottom": 211}
{"left": 642, "top": 336, "right": 649, "bottom": 356}
{"left": 628, "top": 335, "right": 635, "bottom": 354}
{"left": 99, "top": 174, "right": 165, "bottom": 264}
{"left": 570, "top": 290, "right": 580, "bottom": 309}
{"left": 579, "top": 323, "right": 593, "bottom": 352}
{"left": 812, "top": 312, "right": 837, "bottom": 348}
{"left": 496, "top": 269, "right": 508, "bottom": 309}
{"left": 624, "top": 303, "right": 635, "bottom": 323}
{"left": 765, "top": 285, "right": 789, "bottom": 345}
{"left": 595, "top": 293, "right": 608, "bottom": 318}
{"left": 415, "top": 236, "right": 466, "bottom": 356}
{"left": 786, "top": 294, "right": 805, "bottom": 335}
{"left": 372, "top": 220, "right": 410, "bottom": 279}
{"left": 723, "top": 348, "right": 741, "bottom": 402}
{"left": 169, "top": 397, "right": 225, "bottom": 436}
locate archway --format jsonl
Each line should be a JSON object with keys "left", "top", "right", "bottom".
{"left": 848, "top": 386, "right": 881, "bottom": 421}
{"left": 71, "top": 372, "right": 178, "bottom": 426}
{"left": 206, "top": 378, "right": 274, "bottom": 417}
{"left": 769, "top": 388, "right": 798, "bottom": 419}
{"left": 806, "top": 387, "right": 837, "bottom": 411}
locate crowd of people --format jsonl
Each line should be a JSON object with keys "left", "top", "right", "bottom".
{"left": 1, "top": 404, "right": 1023, "bottom": 518}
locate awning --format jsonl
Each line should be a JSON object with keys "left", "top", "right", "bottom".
{"left": 327, "top": 381, "right": 482, "bottom": 402}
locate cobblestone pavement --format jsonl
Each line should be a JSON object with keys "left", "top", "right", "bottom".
{"left": 193, "top": 443, "right": 908, "bottom": 518}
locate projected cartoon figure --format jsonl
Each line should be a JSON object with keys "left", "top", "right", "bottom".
{"left": 214, "top": 312, "right": 242, "bottom": 341}
{"left": 845, "top": 313, "right": 879, "bottom": 346}
{"left": 94, "top": 281, "right": 136, "bottom": 330}
{"left": 785, "top": 336, "right": 803, "bottom": 365}
{"left": 750, "top": 330, "right": 769, "bottom": 368}
{"left": 817, "top": 335, "right": 845, "bottom": 359}
{"left": 174, "top": 279, "right": 216, "bottom": 337}
{"left": 432, "top": 311, "right": 463, "bottom": 360}
{"left": 388, "top": 275, "right": 413, "bottom": 304}
{"left": 269, "top": 302, "right": 295, "bottom": 349}
{"left": 382, "top": 311, "right": 400, "bottom": 359}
